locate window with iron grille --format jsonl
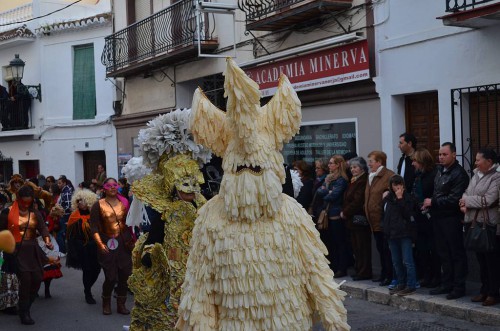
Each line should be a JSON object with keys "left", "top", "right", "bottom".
{"left": 202, "top": 74, "right": 226, "bottom": 110}
{"left": 452, "top": 84, "right": 500, "bottom": 174}
{"left": 73, "top": 44, "right": 97, "bottom": 120}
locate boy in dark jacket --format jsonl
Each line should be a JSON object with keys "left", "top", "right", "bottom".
{"left": 383, "top": 175, "right": 417, "bottom": 296}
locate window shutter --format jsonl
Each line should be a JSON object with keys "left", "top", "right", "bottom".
{"left": 73, "top": 44, "right": 96, "bottom": 120}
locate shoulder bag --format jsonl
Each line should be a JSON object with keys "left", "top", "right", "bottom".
{"left": 352, "top": 214, "right": 369, "bottom": 227}
{"left": 317, "top": 203, "right": 330, "bottom": 230}
{"left": 464, "top": 196, "right": 496, "bottom": 253}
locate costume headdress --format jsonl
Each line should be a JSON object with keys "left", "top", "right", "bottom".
{"left": 190, "top": 57, "right": 301, "bottom": 220}
{"left": 128, "top": 108, "right": 210, "bottom": 226}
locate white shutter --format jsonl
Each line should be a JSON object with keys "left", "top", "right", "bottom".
{"left": 135, "top": 0, "right": 152, "bottom": 22}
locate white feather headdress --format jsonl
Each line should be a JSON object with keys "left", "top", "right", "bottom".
{"left": 137, "top": 108, "right": 212, "bottom": 169}
{"left": 120, "top": 156, "right": 152, "bottom": 184}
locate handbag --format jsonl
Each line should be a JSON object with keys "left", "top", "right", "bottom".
{"left": 352, "top": 215, "right": 369, "bottom": 226}
{"left": 0, "top": 270, "right": 19, "bottom": 310}
{"left": 464, "top": 196, "right": 496, "bottom": 253}
{"left": 317, "top": 203, "right": 330, "bottom": 230}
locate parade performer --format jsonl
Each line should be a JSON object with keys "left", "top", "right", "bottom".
{"left": 89, "top": 178, "right": 132, "bottom": 315}
{"left": 66, "top": 189, "right": 100, "bottom": 304}
{"left": 125, "top": 108, "right": 209, "bottom": 331}
{"left": 176, "top": 58, "right": 350, "bottom": 331}
{"left": 0, "top": 185, "right": 53, "bottom": 325}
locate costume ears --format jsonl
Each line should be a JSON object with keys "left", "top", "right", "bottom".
{"left": 190, "top": 88, "right": 229, "bottom": 157}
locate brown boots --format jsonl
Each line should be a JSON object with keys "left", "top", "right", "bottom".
{"left": 102, "top": 296, "right": 112, "bottom": 315}
{"left": 116, "top": 296, "right": 130, "bottom": 315}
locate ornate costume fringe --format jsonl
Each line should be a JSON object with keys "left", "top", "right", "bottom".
{"left": 176, "top": 195, "right": 350, "bottom": 331}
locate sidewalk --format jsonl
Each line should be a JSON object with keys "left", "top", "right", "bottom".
{"left": 338, "top": 276, "right": 500, "bottom": 327}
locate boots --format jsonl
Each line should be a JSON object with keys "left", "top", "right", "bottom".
{"left": 102, "top": 296, "right": 112, "bottom": 315}
{"left": 85, "top": 289, "right": 96, "bottom": 304}
{"left": 116, "top": 296, "right": 130, "bottom": 315}
{"left": 18, "top": 302, "right": 35, "bottom": 325}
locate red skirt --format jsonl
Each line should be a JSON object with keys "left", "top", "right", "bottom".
{"left": 43, "top": 265, "right": 63, "bottom": 281}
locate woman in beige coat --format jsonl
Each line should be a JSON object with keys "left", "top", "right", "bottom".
{"left": 459, "top": 148, "right": 500, "bottom": 306}
{"left": 365, "top": 151, "right": 394, "bottom": 286}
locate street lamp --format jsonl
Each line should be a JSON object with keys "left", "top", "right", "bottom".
{"left": 8, "top": 54, "right": 25, "bottom": 82}
{"left": 7, "top": 54, "right": 42, "bottom": 102}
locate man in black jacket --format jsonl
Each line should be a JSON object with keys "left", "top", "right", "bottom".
{"left": 422, "top": 142, "right": 469, "bottom": 300}
{"left": 397, "top": 133, "right": 417, "bottom": 190}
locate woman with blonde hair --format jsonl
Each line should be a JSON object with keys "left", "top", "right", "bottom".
{"left": 316, "top": 155, "right": 350, "bottom": 277}
{"left": 66, "top": 189, "right": 100, "bottom": 304}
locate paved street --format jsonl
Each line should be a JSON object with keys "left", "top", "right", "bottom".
{"left": 2, "top": 258, "right": 499, "bottom": 331}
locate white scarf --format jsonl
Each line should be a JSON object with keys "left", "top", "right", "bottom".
{"left": 369, "top": 166, "right": 384, "bottom": 186}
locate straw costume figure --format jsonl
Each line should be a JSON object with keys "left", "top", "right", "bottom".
{"left": 126, "top": 109, "right": 210, "bottom": 331}
{"left": 176, "top": 58, "right": 350, "bottom": 331}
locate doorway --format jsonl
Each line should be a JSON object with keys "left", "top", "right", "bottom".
{"left": 83, "top": 151, "right": 106, "bottom": 184}
{"left": 405, "top": 92, "right": 440, "bottom": 162}
{"left": 18, "top": 160, "right": 40, "bottom": 180}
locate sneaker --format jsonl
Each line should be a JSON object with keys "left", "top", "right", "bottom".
{"left": 389, "top": 284, "right": 406, "bottom": 295}
{"left": 397, "top": 288, "right": 416, "bottom": 296}
{"left": 387, "top": 279, "right": 398, "bottom": 289}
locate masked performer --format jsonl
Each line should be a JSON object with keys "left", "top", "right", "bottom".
{"left": 66, "top": 189, "right": 100, "bottom": 304}
{"left": 89, "top": 178, "right": 132, "bottom": 315}
{"left": 124, "top": 108, "right": 210, "bottom": 331}
{"left": 176, "top": 58, "right": 350, "bottom": 331}
{"left": 0, "top": 185, "right": 53, "bottom": 325}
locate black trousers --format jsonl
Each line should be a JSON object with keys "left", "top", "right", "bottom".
{"left": 373, "top": 231, "right": 393, "bottom": 280}
{"left": 433, "top": 216, "right": 468, "bottom": 292}
{"left": 474, "top": 235, "right": 500, "bottom": 297}
{"left": 16, "top": 270, "right": 42, "bottom": 312}
{"left": 351, "top": 225, "right": 372, "bottom": 278}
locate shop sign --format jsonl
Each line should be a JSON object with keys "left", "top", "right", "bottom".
{"left": 245, "top": 40, "right": 369, "bottom": 97}
{"left": 282, "top": 120, "right": 357, "bottom": 165}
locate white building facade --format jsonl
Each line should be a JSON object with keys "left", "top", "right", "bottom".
{"left": 103, "top": 0, "right": 382, "bottom": 171}
{"left": 0, "top": 0, "right": 118, "bottom": 185}
{"left": 374, "top": 0, "right": 500, "bottom": 172}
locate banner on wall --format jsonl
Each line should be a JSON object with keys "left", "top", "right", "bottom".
{"left": 245, "top": 40, "right": 370, "bottom": 97}
{"left": 282, "top": 120, "right": 357, "bottom": 165}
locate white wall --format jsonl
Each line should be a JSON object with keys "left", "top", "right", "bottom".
{"left": 374, "top": 0, "right": 500, "bottom": 169}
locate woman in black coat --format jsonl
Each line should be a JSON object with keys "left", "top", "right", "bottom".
{"left": 411, "top": 148, "right": 440, "bottom": 288}
{"left": 341, "top": 157, "right": 371, "bottom": 280}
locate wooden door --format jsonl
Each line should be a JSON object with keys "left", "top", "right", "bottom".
{"left": 83, "top": 151, "right": 106, "bottom": 184}
{"left": 405, "top": 92, "right": 440, "bottom": 162}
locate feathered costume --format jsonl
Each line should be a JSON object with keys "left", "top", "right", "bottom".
{"left": 176, "top": 58, "right": 350, "bottom": 331}
{"left": 127, "top": 109, "right": 209, "bottom": 331}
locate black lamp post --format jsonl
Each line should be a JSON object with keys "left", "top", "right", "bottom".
{"left": 7, "top": 54, "right": 42, "bottom": 102}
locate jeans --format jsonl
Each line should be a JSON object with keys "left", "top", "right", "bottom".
{"left": 56, "top": 214, "right": 69, "bottom": 254}
{"left": 388, "top": 237, "right": 417, "bottom": 289}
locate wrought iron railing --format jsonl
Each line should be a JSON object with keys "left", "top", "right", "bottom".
{"left": 451, "top": 83, "right": 500, "bottom": 175}
{"left": 446, "top": 0, "right": 498, "bottom": 12}
{"left": 101, "top": 0, "right": 216, "bottom": 73}
{"left": 238, "top": 0, "right": 350, "bottom": 22}
{"left": 0, "top": 97, "right": 32, "bottom": 131}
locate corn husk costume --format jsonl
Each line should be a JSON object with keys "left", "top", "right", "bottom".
{"left": 176, "top": 58, "right": 350, "bottom": 331}
{"left": 126, "top": 109, "right": 210, "bottom": 331}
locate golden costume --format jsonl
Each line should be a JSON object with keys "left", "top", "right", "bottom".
{"left": 176, "top": 58, "right": 350, "bottom": 331}
{"left": 128, "top": 153, "right": 206, "bottom": 331}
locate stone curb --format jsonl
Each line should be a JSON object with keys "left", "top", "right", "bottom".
{"left": 339, "top": 280, "right": 500, "bottom": 326}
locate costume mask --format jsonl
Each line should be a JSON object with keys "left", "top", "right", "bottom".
{"left": 103, "top": 182, "right": 119, "bottom": 190}
{"left": 190, "top": 58, "right": 302, "bottom": 221}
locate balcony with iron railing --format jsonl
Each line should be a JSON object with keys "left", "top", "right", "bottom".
{"left": 101, "top": 0, "right": 218, "bottom": 77}
{"left": 238, "top": 0, "right": 353, "bottom": 31}
{"left": 440, "top": 0, "right": 500, "bottom": 27}
{"left": 0, "top": 96, "right": 32, "bottom": 131}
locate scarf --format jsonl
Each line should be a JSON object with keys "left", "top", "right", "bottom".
{"left": 351, "top": 172, "right": 365, "bottom": 183}
{"left": 7, "top": 201, "right": 21, "bottom": 243}
{"left": 369, "top": 166, "right": 384, "bottom": 186}
{"left": 67, "top": 209, "right": 92, "bottom": 244}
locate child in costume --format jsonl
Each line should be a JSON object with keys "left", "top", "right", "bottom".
{"left": 176, "top": 58, "right": 350, "bottom": 331}
{"left": 125, "top": 109, "right": 210, "bottom": 331}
